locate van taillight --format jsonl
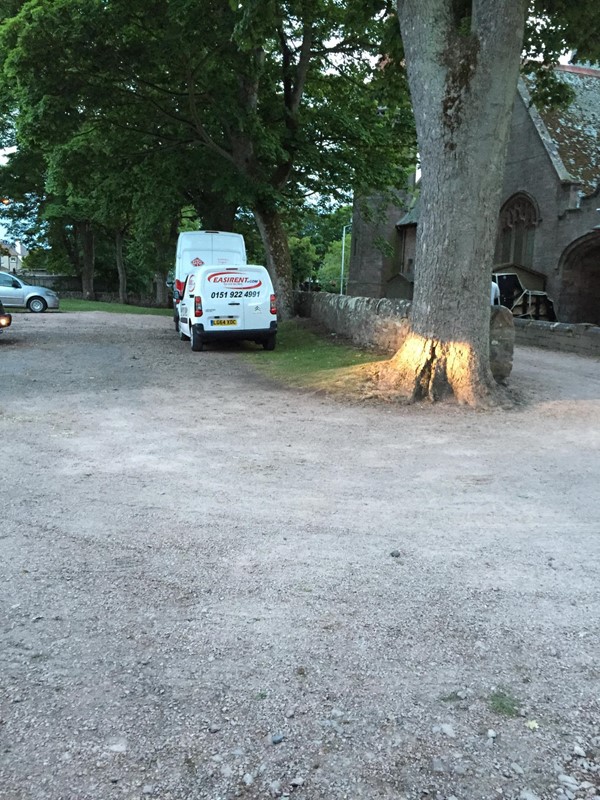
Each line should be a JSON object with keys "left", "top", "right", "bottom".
{"left": 194, "top": 296, "right": 203, "bottom": 317}
{"left": 175, "top": 279, "right": 184, "bottom": 304}
{"left": 270, "top": 294, "right": 277, "bottom": 315}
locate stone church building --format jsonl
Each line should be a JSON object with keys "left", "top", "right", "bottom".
{"left": 347, "top": 64, "right": 600, "bottom": 325}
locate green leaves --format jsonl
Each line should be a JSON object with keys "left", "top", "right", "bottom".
{"left": 528, "top": 0, "right": 600, "bottom": 65}
{"left": 0, "top": 0, "right": 417, "bottom": 296}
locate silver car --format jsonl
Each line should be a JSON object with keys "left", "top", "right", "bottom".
{"left": 0, "top": 270, "right": 60, "bottom": 312}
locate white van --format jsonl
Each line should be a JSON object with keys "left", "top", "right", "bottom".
{"left": 172, "top": 231, "right": 247, "bottom": 328}
{"left": 177, "top": 264, "right": 277, "bottom": 351}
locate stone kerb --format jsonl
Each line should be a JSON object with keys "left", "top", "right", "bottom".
{"left": 296, "top": 292, "right": 515, "bottom": 381}
{"left": 514, "top": 318, "right": 600, "bottom": 356}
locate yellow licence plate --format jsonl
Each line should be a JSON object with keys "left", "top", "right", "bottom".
{"left": 211, "top": 319, "right": 237, "bottom": 327}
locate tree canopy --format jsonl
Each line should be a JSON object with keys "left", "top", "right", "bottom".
{"left": 0, "top": 0, "right": 415, "bottom": 310}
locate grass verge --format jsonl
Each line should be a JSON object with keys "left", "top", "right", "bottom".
{"left": 244, "top": 319, "right": 386, "bottom": 396}
{"left": 488, "top": 688, "right": 521, "bottom": 717}
{"left": 58, "top": 298, "right": 172, "bottom": 316}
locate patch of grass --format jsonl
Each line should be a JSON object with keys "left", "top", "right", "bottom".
{"left": 183, "top": 755, "right": 197, "bottom": 773}
{"left": 245, "top": 319, "right": 386, "bottom": 393}
{"left": 488, "top": 688, "right": 521, "bottom": 717}
{"left": 255, "top": 690, "right": 268, "bottom": 700}
{"left": 59, "top": 298, "right": 172, "bottom": 316}
{"left": 440, "top": 691, "right": 462, "bottom": 703}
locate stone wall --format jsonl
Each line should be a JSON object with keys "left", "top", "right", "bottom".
{"left": 296, "top": 292, "right": 515, "bottom": 381}
{"left": 20, "top": 273, "right": 81, "bottom": 291}
{"left": 514, "top": 318, "right": 600, "bottom": 356}
{"left": 20, "top": 275, "right": 168, "bottom": 307}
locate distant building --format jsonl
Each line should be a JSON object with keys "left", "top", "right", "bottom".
{"left": 348, "top": 64, "right": 600, "bottom": 325}
{"left": 0, "top": 239, "right": 28, "bottom": 273}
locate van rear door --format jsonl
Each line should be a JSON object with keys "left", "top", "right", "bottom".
{"left": 201, "top": 267, "right": 247, "bottom": 332}
{"left": 201, "top": 266, "right": 271, "bottom": 332}
{"left": 240, "top": 266, "right": 272, "bottom": 332}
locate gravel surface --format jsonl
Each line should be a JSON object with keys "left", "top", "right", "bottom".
{"left": 1, "top": 311, "right": 599, "bottom": 800}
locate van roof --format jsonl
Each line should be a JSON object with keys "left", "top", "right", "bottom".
{"left": 179, "top": 230, "right": 240, "bottom": 237}
{"left": 203, "top": 267, "right": 262, "bottom": 272}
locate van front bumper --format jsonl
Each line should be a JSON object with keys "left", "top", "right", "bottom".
{"left": 193, "top": 321, "right": 276, "bottom": 342}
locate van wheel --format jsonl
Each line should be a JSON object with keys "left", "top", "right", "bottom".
{"left": 190, "top": 327, "right": 204, "bottom": 351}
{"left": 174, "top": 313, "right": 179, "bottom": 331}
{"left": 263, "top": 334, "right": 276, "bottom": 351}
{"left": 179, "top": 325, "right": 190, "bottom": 342}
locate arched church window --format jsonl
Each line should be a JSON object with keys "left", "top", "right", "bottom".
{"left": 496, "top": 194, "right": 538, "bottom": 267}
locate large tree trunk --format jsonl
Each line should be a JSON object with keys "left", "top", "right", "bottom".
{"left": 195, "top": 195, "right": 238, "bottom": 232}
{"left": 154, "top": 269, "right": 169, "bottom": 306}
{"left": 154, "top": 218, "right": 179, "bottom": 307}
{"left": 115, "top": 228, "right": 127, "bottom": 304}
{"left": 62, "top": 227, "right": 81, "bottom": 275}
{"left": 253, "top": 203, "right": 294, "bottom": 319}
{"left": 381, "top": 0, "right": 526, "bottom": 405}
{"left": 77, "top": 221, "right": 95, "bottom": 300}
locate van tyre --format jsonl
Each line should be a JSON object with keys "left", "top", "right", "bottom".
{"left": 190, "top": 327, "right": 204, "bottom": 352}
{"left": 263, "top": 334, "right": 276, "bottom": 351}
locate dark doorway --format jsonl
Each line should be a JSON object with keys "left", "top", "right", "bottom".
{"left": 558, "top": 234, "right": 600, "bottom": 324}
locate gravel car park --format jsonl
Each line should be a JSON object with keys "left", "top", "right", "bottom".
{"left": 1, "top": 311, "right": 600, "bottom": 800}
{"left": 0, "top": 270, "right": 59, "bottom": 312}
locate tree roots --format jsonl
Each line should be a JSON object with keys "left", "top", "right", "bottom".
{"left": 377, "top": 332, "right": 501, "bottom": 407}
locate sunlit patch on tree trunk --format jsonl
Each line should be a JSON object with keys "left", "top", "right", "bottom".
{"left": 377, "top": 330, "right": 498, "bottom": 406}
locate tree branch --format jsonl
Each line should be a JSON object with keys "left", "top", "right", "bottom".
{"left": 290, "top": 22, "right": 313, "bottom": 115}
{"left": 277, "top": 24, "right": 294, "bottom": 111}
{"left": 473, "top": 0, "right": 527, "bottom": 59}
{"left": 185, "top": 69, "right": 236, "bottom": 165}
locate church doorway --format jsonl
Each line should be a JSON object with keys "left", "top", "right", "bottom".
{"left": 558, "top": 233, "right": 600, "bottom": 324}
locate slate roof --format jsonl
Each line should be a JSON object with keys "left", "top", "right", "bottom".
{"left": 0, "top": 239, "right": 28, "bottom": 258}
{"left": 396, "top": 64, "right": 600, "bottom": 228}
{"left": 530, "top": 65, "right": 600, "bottom": 195}
{"left": 396, "top": 194, "right": 420, "bottom": 227}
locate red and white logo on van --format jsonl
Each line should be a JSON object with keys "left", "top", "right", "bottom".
{"left": 207, "top": 271, "right": 262, "bottom": 290}
{"left": 191, "top": 257, "right": 204, "bottom": 266}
